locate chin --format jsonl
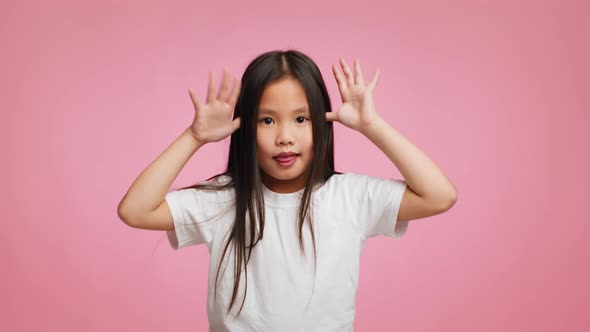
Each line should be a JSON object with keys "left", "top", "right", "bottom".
{"left": 261, "top": 166, "right": 300, "bottom": 180}
{"left": 267, "top": 171, "right": 299, "bottom": 181}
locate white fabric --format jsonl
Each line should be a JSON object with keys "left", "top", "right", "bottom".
{"left": 165, "top": 172, "right": 408, "bottom": 331}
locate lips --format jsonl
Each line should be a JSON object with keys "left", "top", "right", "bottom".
{"left": 274, "top": 155, "right": 296, "bottom": 162}
{"left": 274, "top": 154, "right": 298, "bottom": 167}
{"left": 275, "top": 152, "right": 297, "bottom": 158}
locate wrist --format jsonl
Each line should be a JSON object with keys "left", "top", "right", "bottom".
{"left": 360, "top": 116, "right": 386, "bottom": 138}
{"left": 184, "top": 127, "right": 206, "bottom": 147}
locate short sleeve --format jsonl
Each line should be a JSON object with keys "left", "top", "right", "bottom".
{"left": 165, "top": 185, "right": 234, "bottom": 250}
{"left": 347, "top": 173, "right": 409, "bottom": 240}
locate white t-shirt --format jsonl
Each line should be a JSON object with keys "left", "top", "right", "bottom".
{"left": 165, "top": 172, "right": 409, "bottom": 332}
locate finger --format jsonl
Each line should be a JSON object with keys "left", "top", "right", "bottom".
{"left": 218, "top": 68, "right": 231, "bottom": 101}
{"left": 368, "top": 68, "right": 381, "bottom": 91}
{"left": 354, "top": 59, "right": 365, "bottom": 86}
{"left": 232, "top": 117, "right": 241, "bottom": 132}
{"left": 332, "top": 64, "right": 346, "bottom": 91}
{"left": 228, "top": 76, "right": 241, "bottom": 106}
{"left": 339, "top": 58, "right": 354, "bottom": 87}
{"left": 188, "top": 88, "right": 202, "bottom": 110}
{"left": 207, "top": 71, "right": 216, "bottom": 104}
{"left": 325, "top": 111, "right": 338, "bottom": 122}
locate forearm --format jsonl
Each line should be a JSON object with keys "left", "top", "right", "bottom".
{"left": 361, "top": 116, "right": 457, "bottom": 205}
{"left": 117, "top": 127, "right": 205, "bottom": 220}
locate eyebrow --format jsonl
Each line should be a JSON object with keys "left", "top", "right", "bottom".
{"left": 258, "top": 107, "right": 309, "bottom": 115}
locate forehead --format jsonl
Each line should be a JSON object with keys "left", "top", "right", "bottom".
{"left": 258, "top": 77, "right": 309, "bottom": 114}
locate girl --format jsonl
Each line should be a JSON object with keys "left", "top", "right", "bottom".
{"left": 118, "top": 49, "right": 457, "bottom": 331}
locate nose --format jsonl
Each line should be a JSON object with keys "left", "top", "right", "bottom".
{"left": 276, "top": 123, "right": 294, "bottom": 146}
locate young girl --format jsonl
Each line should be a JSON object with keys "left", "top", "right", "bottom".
{"left": 118, "top": 49, "right": 457, "bottom": 331}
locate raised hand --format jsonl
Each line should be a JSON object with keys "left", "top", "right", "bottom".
{"left": 327, "top": 58, "right": 382, "bottom": 133}
{"left": 187, "top": 68, "right": 242, "bottom": 144}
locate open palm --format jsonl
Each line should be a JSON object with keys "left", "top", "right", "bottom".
{"left": 188, "top": 68, "right": 241, "bottom": 144}
{"left": 327, "top": 58, "right": 382, "bottom": 133}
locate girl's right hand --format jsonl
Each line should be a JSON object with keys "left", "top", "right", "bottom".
{"left": 187, "top": 68, "right": 242, "bottom": 144}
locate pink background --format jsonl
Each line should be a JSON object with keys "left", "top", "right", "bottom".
{"left": 3, "top": 0, "right": 588, "bottom": 331}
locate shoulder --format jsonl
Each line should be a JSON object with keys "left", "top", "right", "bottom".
{"left": 314, "top": 172, "right": 373, "bottom": 198}
{"left": 324, "top": 172, "right": 387, "bottom": 187}
{"left": 318, "top": 172, "right": 406, "bottom": 198}
{"left": 212, "top": 174, "right": 233, "bottom": 185}
{"left": 168, "top": 174, "right": 235, "bottom": 204}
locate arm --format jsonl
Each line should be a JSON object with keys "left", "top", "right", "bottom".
{"left": 117, "top": 128, "right": 205, "bottom": 226}
{"left": 118, "top": 68, "right": 242, "bottom": 228}
{"left": 361, "top": 117, "right": 458, "bottom": 210}
{"left": 329, "top": 58, "right": 457, "bottom": 221}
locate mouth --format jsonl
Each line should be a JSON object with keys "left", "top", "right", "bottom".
{"left": 273, "top": 154, "right": 299, "bottom": 167}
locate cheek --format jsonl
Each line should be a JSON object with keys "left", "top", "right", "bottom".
{"left": 256, "top": 133, "right": 272, "bottom": 154}
{"left": 256, "top": 130, "right": 264, "bottom": 146}
{"left": 302, "top": 131, "right": 313, "bottom": 150}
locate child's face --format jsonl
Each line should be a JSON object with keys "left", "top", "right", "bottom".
{"left": 257, "top": 77, "right": 314, "bottom": 194}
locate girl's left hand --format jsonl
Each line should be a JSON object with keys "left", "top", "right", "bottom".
{"left": 327, "top": 58, "right": 382, "bottom": 133}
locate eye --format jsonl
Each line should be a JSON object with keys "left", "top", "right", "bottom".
{"left": 296, "top": 116, "right": 310, "bottom": 124}
{"left": 258, "top": 117, "right": 310, "bottom": 125}
{"left": 259, "top": 117, "right": 273, "bottom": 125}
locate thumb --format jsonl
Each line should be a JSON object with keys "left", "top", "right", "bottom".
{"left": 325, "top": 111, "right": 338, "bottom": 122}
{"left": 368, "top": 68, "right": 380, "bottom": 91}
{"left": 232, "top": 117, "right": 241, "bottom": 132}
{"left": 188, "top": 89, "right": 203, "bottom": 110}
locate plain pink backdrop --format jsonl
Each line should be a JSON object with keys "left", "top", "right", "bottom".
{"left": 3, "top": 0, "right": 588, "bottom": 331}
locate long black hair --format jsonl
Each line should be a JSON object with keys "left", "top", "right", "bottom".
{"left": 176, "top": 49, "right": 342, "bottom": 318}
